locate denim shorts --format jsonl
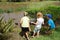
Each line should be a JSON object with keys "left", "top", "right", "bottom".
{"left": 33, "top": 27, "right": 41, "bottom": 33}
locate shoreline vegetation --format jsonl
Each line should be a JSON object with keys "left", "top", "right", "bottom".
{"left": 0, "top": 1, "right": 60, "bottom": 12}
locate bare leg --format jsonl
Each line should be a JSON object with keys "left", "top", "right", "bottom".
{"left": 37, "top": 31, "right": 40, "bottom": 37}
{"left": 32, "top": 33, "right": 35, "bottom": 37}
{"left": 25, "top": 32, "right": 30, "bottom": 40}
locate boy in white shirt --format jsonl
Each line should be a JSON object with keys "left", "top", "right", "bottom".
{"left": 32, "top": 12, "right": 44, "bottom": 37}
{"left": 20, "top": 12, "right": 31, "bottom": 40}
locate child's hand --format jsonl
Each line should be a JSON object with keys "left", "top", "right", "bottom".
{"left": 30, "top": 22, "right": 36, "bottom": 25}
{"left": 31, "top": 22, "right": 34, "bottom": 24}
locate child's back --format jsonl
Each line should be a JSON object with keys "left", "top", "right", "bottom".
{"left": 21, "top": 16, "right": 30, "bottom": 27}
{"left": 48, "top": 19, "right": 55, "bottom": 29}
{"left": 36, "top": 17, "right": 44, "bottom": 29}
{"left": 45, "top": 14, "right": 55, "bottom": 34}
{"left": 32, "top": 12, "right": 44, "bottom": 37}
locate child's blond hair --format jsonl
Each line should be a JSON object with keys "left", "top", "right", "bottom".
{"left": 37, "top": 12, "right": 43, "bottom": 18}
{"left": 24, "top": 11, "right": 28, "bottom": 16}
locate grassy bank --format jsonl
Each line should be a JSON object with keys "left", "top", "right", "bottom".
{"left": 0, "top": 1, "right": 60, "bottom": 12}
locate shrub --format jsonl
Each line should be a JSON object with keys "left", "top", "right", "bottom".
{"left": 44, "top": 6, "right": 60, "bottom": 21}
{"left": 0, "top": 17, "right": 13, "bottom": 40}
{"left": 26, "top": 6, "right": 60, "bottom": 21}
{"left": 0, "top": 16, "right": 14, "bottom": 33}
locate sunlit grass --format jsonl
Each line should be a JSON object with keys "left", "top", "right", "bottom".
{"left": 30, "top": 26, "right": 60, "bottom": 40}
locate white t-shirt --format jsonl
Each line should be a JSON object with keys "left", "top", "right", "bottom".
{"left": 36, "top": 18, "right": 44, "bottom": 29}
{"left": 20, "top": 16, "right": 30, "bottom": 27}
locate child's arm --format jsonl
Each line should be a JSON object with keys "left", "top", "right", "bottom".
{"left": 42, "top": 22, "right": 44, "bottom": 26}
{"left": 29, "top": 19, "right": 31, "bottom": 31}
{"left": 34, "top": 21, "right": 38, "bottom": 25}
{"left": 20, "top": 18, "right": 23, "bottom": 27}
{"left": 42, "top": 19, "right": 45, "bottom": 26}
{"left": 48, "top": 21, "right": 51, "bottom": 27}
{"left": 31, "top": 21, "right": 38, "bottom": 25}
{"left": 29, "top": 26, "right": 31, "bottom": 31}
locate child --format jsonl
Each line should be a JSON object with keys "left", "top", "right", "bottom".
{"left": 45, "top": 14, "right": 55, "bottom": 34}
{"left": 20, "top": 12, "right": 31, "bottom": 40}
{"left": 32, "top": 12, "right": 44, "bottom": 37}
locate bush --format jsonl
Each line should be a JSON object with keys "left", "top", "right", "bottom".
{"left": 0, "top": 17, "right": 14, "bottom": 33}
{"left": 45, "top": 6, "right": 60, "bottom": 21}
{"left": 26, "top": 6, "right": 60, "bottom": 21}
{"left": 0, "top": 17, "right": 15, "bottom": 40}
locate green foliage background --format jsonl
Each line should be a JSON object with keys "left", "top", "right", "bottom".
{"left": 0, "top": 1, "right": 60, "bottom": 21}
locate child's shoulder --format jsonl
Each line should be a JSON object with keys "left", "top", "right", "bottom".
{"left": 37, "top": 18, "right": 44, "bottom": 21}
{"left": 38, "top": 17, "right": 44, "bottom": 19}
{"left": 49, "top": 19, "right": 53, "bottom": 21}
{"left": 48, "top": 19, "right": 54, "bottom": 22}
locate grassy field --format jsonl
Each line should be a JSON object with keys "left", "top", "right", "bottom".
{"left": 31, "top": 26, "right": 60, "bottom": 40}
{"left": 12, "top": 26, "right": 60, "bottom": 40}
{"left": 29, "top": 26, "right": 60, "bottom": 40}
{"left": 31, "top": 30, "right": 60, "bottom": 40}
